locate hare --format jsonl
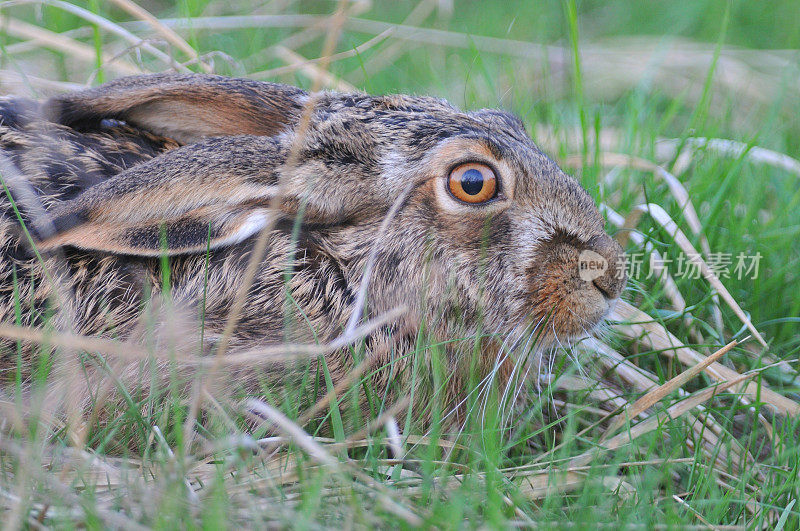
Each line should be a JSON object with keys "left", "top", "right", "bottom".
{"left": 0, "top": 73, "right": 625, "bottom": 426}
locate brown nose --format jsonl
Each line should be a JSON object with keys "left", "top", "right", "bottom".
{"left": 579, "top": 235, "right": 626, "bottom": 300}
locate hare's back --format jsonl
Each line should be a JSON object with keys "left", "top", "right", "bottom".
{"left": 0, "top": 96, "right": 180, "bottom": 208}
{"left": 0, "top": 96, "right": 182, "bottom": 332}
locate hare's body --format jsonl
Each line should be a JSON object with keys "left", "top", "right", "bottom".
{"left": 0, "top": 74, "right": 625, "bottom": 423}
{"left": 0, "top": 109, "right": 371, "bottom": 404}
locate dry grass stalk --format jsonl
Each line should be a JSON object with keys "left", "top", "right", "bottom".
{"left": 671, "top": 493, "right": 724, "bottom": 530}
{"left": 210, "top": 0, "right": 348, "bottom": 363}
{"left": 0, "top": 439, "right": 150, "bottom": 531}
{"left": 536, "top": 126, "right": 800, "bottom": 182}
{"left": 245, "top": 398, "right": 425, "bottom": 526}
{"left": 108, "top": 0, "right": 212, "bottom": 72}
{"left": 4, "top": 0, "right": 191, "bottom": 73}
{"left": 612, "top": 301, "right": 799, "bottom": 415}
{"left": 556, "top": 374, "right": 630, "bottom": 412}
{"left": 564, "top": 339, "right": 751, "bottom": 476}
{"left": 603, "top": 204, "right": 687, "bottom": 312}
{"left": 246, "top": 399, "right": 340, "bottom": 468}
{"left": 338, "top": 395, "right": 411, "bottom": 448}
{"left": 270, "top": 45, "right": 356, "bottom": 91}
{"left": 0, "top": 323, "right": 150, "bottom": 361}
{"left": 0, "top": 15, "right": 142, "bottom": 75}
{"left": 0, "top": 305, "right": 402, "bottom": 366}
{"left": 634, "top": 203, "right": 766, "bottom": 347}
{"left": 569, "top": 370, "right": 757, "bottom": 471}
{"left": 593, "top": 325, "right": 767, "bottom": 477}
{"left": 250, "top": 28, "right": 392, "bottom": 81}
{"left": 348, "top": 0, "right": 436, "bottom": 82}
{"left": 516, "top": 470, "right": 592, "bottom": 499}
{"left": 657, "top": 137, "right": 800, "bottom": 178}
{"left": 182, "top": 0, "right": 352, "bottom": 448}
{"left": 220, "top": 305, "right": 408, "bottom": 364}
{"left": 601, "top": 338, "right": 740, "bottom": 440}
{"left": 0, "top": 70, "right": 83, "bottom": 92}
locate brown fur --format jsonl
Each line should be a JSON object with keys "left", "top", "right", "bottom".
{"left": 0, "top": 73, "right": 625, "bottom": 428}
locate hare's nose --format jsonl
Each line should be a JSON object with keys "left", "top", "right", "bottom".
{"left": 577, "top": 235, "right": 626, "bottom": 300}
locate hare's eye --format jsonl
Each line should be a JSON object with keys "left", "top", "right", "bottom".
{"left": 448, "top": 163, "right": 498, "bottom": 204}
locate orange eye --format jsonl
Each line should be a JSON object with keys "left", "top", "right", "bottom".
{"left": 448, "top": 163, "right": 497, "bottom": 204}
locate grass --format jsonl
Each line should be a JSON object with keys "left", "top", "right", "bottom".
{"left": 1, "top": 0, "right": 800, "bottom": 528}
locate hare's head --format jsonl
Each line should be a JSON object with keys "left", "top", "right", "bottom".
{"left": 42, "top": 74, "right": 625, "bottom": 346}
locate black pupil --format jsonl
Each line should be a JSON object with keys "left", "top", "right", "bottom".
{"left": 461, "top": 168, "right": 485, "bottom": 195}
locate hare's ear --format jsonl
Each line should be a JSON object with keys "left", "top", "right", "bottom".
{"left": 43, "top": 73, "right": 307, "bottom": 144}
{"left": 39, "top": 136, "right": 284, "bottom": 256}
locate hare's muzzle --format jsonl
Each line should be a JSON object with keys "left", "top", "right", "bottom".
{"left": 578, "top": 234, "right": 626, "bottom": 301}
{"left": 527, "top": 231, "right": 626, "bottom": 337}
